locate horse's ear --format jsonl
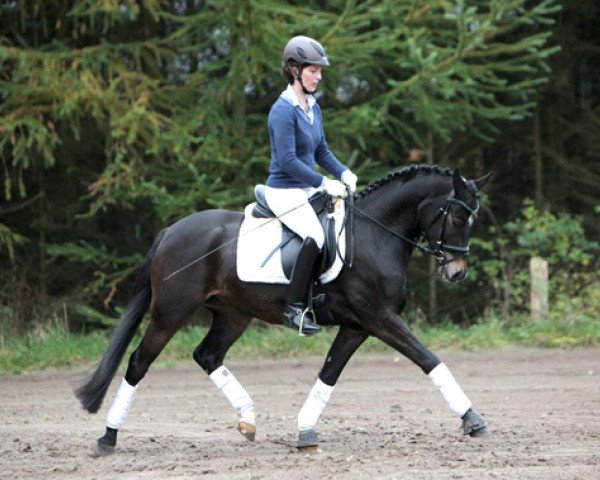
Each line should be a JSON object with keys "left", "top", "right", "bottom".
{"left": 474, "top": 172, "right": 493, "bottom": 191}
{"left": 452, "top": 169, "right": 468, "bottom": 197}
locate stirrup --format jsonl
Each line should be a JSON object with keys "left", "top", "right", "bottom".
{"left": 297, "top": 306, "right": 313, "bottom": 337}
{"left": 283, "top": 305, "right": 321, "bottom": 336}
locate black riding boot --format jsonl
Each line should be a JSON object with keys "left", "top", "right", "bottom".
{"left": 283, "top": 237, "right": 322, "bottom": 335}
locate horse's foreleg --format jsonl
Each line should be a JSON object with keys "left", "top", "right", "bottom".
{"left": 296, "top": 326, "right": 368, "bottom": 449}
{"left": 371, "top": 312, "right": 487, "bottom": 436}
{"left": 429, "top": 362, "right": 488, "bottom": 436}
{"left": 192, "top": 311, "right": 255, "bottom": 441}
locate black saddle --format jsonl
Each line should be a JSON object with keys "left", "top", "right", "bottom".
{"left": 252, "top": 185, "right": 338, "bottom": 279}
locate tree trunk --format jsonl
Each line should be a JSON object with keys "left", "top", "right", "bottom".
{"left": 427, "top": 130, "right": 437, "bottom": 322}
{"left": 533, "top": 105, "right": 543, "bottom": 209}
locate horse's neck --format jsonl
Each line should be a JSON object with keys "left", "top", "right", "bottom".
{"left": 351, "top": 175, "right": 450, "bottom": 300}
{"left": 356, "top": 175, "right": 450, "bottom": 256}
{"left": 360, "top": 176, "right": 444, "bottom": 225}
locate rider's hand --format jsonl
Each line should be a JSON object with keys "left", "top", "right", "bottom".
{"left": 341, "top": 170, "right": 358, "bottom": 193}
{"left": 321, "top": 177, "right": 348, "bottom": 198}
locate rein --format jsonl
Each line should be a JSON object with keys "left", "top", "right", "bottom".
{"left": 164, "top": 185, "right": 480, "bottom": 281}
{"left": 337, "top": 186, "right": 355, "bottom": 269}
{"left": 343, "top": 199, "right": 439, "bottom": 259}
{"left": 343, "top": 189, "right": 480, "bottom": 264}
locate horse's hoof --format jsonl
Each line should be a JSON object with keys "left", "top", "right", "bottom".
{"left": 469, "top": 425, "right": 488, "bottom": 437}
{"left": 462, "top": 408, "right": 488, "bottom": 437}
{"left": 92, "top": 439, "right": 115, "bottom": 457}
{"left": 238, "top": 421, "right": 256, "bottom": 442}
{"left": 297, "top": 429, "right": 319, "bottom": 451}
{"left": 91, "top": 427, "right": 118, "bottom": 456}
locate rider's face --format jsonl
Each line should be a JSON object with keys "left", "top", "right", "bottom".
{"left": 300, "top": 65, "right": 322, "bottom": 92}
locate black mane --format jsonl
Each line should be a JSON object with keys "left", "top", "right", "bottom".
{"left": 357, "top": 164, "right": 453, "bottom": 200}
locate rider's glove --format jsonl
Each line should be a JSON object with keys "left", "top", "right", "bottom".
{"left": 321, "top": 177, "right": 348, "bottom": 198}
{"left": 341, "top": 170, "right": 358, "bottom": 194}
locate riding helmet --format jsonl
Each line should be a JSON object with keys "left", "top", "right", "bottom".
{"left": 282, "top": 36, "right": 330, "bottom": 66}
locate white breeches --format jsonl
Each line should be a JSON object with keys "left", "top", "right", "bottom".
{"left": 264, "top": 186, "right": 325, "bottom": 249}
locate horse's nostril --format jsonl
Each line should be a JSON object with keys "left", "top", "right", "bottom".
{"left": 451, "top": 270, "right": 466, "bottom": 282}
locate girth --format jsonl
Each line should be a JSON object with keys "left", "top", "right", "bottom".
{"left": 252, "top": 185, "right": 337, "bottom": 279}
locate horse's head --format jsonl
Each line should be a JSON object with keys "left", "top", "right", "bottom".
{"left": 419, "top": 169, "right": 492, "bottom": 282}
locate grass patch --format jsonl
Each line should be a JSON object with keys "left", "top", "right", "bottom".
{"left": 0, "top": 328, "right": 109, "bottom": 375}
{"left": 0, "top": 321, "right": 392, "bottom": 375}
{"left": 414, "top": 312, "right": 600, "bottom": 350}
{"left": 1, "top": 312, "right": 599, "bottom": 376}
{"left": 160, "top": 323, "right": 391, "bottom": 364}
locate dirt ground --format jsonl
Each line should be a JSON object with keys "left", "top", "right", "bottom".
{"left": 1, "top": 348, "right": 599, "bottom": 479}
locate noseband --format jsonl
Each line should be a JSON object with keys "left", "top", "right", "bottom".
{"left": 423, "top": 189, "right": 480, "bottom": 262}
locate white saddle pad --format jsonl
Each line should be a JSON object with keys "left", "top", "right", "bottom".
{"left": 236, "top": 198, "right": 346, "bottom": 284}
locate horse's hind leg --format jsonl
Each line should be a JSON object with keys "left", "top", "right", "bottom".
{"left": 192, "top": 310, "right": 255, "bottom": 441}
{"left": 96, "top": 305, "right": 190, "bottom": 455}
{"left": 296, "top": 326, "right": 368, "bottom": 449}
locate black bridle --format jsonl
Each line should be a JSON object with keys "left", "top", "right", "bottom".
{"left": 344, "top": 188, "right": 480, "bottom": 266}
{"left": 422, "top": 189, "right": 480, "bottom": 261}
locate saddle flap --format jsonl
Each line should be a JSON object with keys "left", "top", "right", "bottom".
{"left": 237, "top": 199, "right": 346, "bottom": 285}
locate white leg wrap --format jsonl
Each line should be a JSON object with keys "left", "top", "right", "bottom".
{"left": 106, "top": 378, "right": 138, "bottom": 430}
{"left": 429, "top": 362, "right": 472, "bottom": 417}
{"left": 297, "top": 378, "right": 334, "bottom": 432}
{"left": 209, "top": 366, "right": 255, "bottom": 425}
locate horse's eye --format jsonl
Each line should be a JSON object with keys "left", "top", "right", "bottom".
{"left": 452, "top": 218, "right": 465, "bottom": 227}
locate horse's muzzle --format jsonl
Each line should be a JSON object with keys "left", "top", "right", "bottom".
{"left": 439, "top": 256, "right": 468, "bottom": 282}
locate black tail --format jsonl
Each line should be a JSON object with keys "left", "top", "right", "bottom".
{"left": 75, "top": 229, "right": 167, "bottom": 413}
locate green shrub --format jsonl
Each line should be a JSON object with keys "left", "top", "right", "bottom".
{"left": 471, "top": 199, "right": 599, "bottom": 315}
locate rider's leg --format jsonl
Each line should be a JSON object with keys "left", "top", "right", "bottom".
{"left": 264, "top": 187, "right": 324, "bottom": 335}
{"left": 283, "top": 236, "right": 321, "bottom": 334}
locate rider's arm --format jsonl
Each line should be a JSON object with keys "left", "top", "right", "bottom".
{"left": 313, "top": 104, "right": 347, "bottom": 181}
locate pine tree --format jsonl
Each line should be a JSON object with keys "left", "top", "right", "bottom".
{"left": 0, "top": 0, "right": 560, "bottom": 327}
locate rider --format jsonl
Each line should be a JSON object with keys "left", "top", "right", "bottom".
{"left": 265, "top": 35, "right": 358, "bottom": 335}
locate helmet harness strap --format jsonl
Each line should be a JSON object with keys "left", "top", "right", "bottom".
{"left": 292, "top": 63, "right": 316, "bottom": 95}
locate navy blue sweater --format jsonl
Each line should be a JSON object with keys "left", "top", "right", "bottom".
{"left": 266, "top": 96, "right": 346, "bottom": 189}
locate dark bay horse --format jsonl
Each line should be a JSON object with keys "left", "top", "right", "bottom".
{"left": 76, "top": 164, "right": 491, "bottom": 454}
